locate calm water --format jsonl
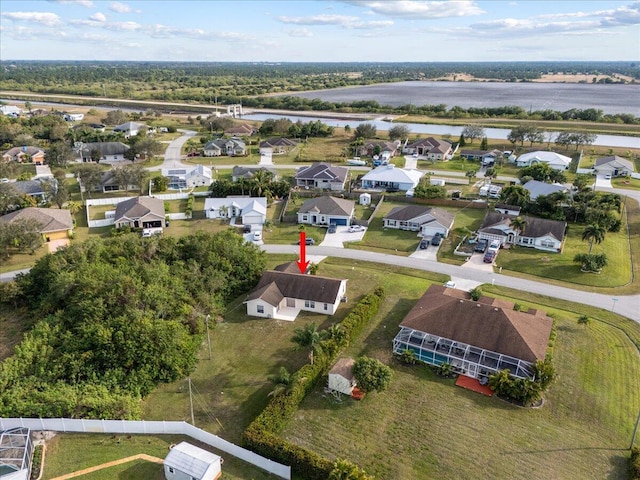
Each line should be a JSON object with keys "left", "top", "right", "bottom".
{"left": 244, "top": 113, "right": 640, "bottom": 149}
{"left": 287, "top": 81, "right": 640, "bottom": 117}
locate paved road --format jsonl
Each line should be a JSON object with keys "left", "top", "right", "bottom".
{"left": 261, "top": 244, "right": 640, "bottom": 322}
{"left": 148, "top": 129, "right": 197, "bottom": 172}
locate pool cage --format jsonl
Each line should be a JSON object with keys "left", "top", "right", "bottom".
{"left": 0, "top": 427, "right": 32, "bottom": 480}
{"left": 393, "top": 327, "right": 535, "bottom": 381}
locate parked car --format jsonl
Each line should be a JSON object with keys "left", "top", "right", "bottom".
{"left": 483, "top": 251, "right": 496, "bottom": 263}
{"left": 348, "top": 225, "right": 365, "bottom": 233}
{"left": 187, "top": 152, "right": 200, "bottom": 157}
{"left": 243, "top": 224, "right": 252, "bottom": 234}
{"left": 604, "top": 174, "right": 612, "bottom": 180}
{"left": 253, "top": 231, "right": 262, "bottom": 241}
{"left": 487, "top": 240, "right": 501, "bottom": 253}
{"left": 431, "top": 233, "right": 442, "bottom": 246}
{"left": 474, "top": 238, "right": 488, "bottom": 253}
{"left": 419, "top": 238, "right": 429, "bottom": 249}
{"left": 444, "top": 280, "right": 456, "bottom": 288}
{"left": 297, "top": 237, "right": 315, "bottom": 245}
{"left": 328, "top": 224, "right": 337, "bottom": 234}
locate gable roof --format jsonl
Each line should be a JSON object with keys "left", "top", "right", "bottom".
{"left": 400, "top": 285, "right": 553, "bottom": 363}
{"left": 407, "top": 137, "right": 452, "bottom": 154}
{"left": 114, "top": 196, "right": 164, "bottom": 221}
{"left": 113, "top": 121, "right": 146, "bottom": 132}
{"left": 522, "top": 180, "right": 567, "bottom": 200}
{"left": 517, "top": 151, "right": 571, "bottom": 167}
{"left": 495, "top": 203, "right": 521, "bottom": 213}
{"left": 329, "top": 357, "right": 355, "bottom": 381}
{"left": 225, "top": 124, "right": 255, "bottom": 135}
{"left": 204, "top": 196, "right": 267, "bottom": 215}
{"left": 246, "top": 268, "right": 345, "bottom": 306}
{"left": 232, "top": 166, "right": 277, "bottom": 179}
{"left": 164, "top": 442, "right": 220, "bottom": 479}
{"left": 295, "top": 162, "right": 348, "bottom": 183}
{"left": 298, "top": 196, "right": 354, "bottom": 217}
{"left": 479, "top": 211, "right": 566, "bottom": 241}
{"left": 260, "top": 137, "right": 297, "bottom": 148}
{"left": 384, "top": 205, "right": 454, "bottom": 227}
{"left": 80, "top": 142, "right": 129, "bottom": 156}
{"left": 2, "top": 146, "right": 45, "bottom": 158}
{"left": 203, "top": 138, "right": 246, "bottom": 151}
{"left": 361, "top": 165, "right": 424, "bottom": 185}
{"left": 0, "top": 207, "right": 73, "bottom": 233}
{"left": 13, "top": 180, "right": 47, "bottom": 196}
{"left": 595, "top": 155, "right": 635, "bottom": 171}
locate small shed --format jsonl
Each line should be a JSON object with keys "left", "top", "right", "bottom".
{"left": 164, "top": 442, "right": 222, "bottom": 480}
{"left": 328, "top": 358, "right": 357, "bottom": 396}
{"left": 359, "top": 193, "right": 371, "bottom": 206}
{"left": 430, "top": 178, "right": 445, "bottom": 186}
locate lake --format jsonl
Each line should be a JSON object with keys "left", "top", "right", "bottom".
{"left": 285, "top": 81, "right": 640, "bottom": 117}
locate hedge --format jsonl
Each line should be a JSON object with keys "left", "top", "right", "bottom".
{"left": 242, "top": 286, "right": 385, "bottom": 479}
{"left": 631, "top": 447, "right": 640, "bottom": 480}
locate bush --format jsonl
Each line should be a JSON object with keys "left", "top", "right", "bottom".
{"left": 353, "top": 356, "right": 392, "bottom": 393}
{"left": 630, "top": 447, "right": 640, "bottom": 479}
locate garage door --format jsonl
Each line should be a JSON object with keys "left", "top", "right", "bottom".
{"left": 48, "top": 231, "right": 69, "bottom": 241}
{"left": 243, "top": 214, "right": 264, "bottom": 225}
{"left": 329, "top": 218, "right": 348, "bottom": 226}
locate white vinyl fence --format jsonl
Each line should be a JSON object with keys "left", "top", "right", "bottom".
{"left": 0, "top": 418, "right": 291, "bottom": 479}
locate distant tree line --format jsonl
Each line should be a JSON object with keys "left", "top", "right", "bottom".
{"left": 0, "top": 230, "right": 266, "bottom": 418}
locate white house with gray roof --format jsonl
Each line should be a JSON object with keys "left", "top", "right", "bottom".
{"left": 522, "top": 180, "right": 568, "bottom": 201}
{"left": 203, "top": 138, "right": 247, "bottom": 157}
{"left": 162, "top": 165, "right": 212, "bottom": 189}
{"left": 113, "top": 121, "right": 147, "bottom": 138}
{"left": 77, "top": 142, "right": 130, "bottom": 163}
{"left": 360, "top": 164, "right": 424, "bottom": 192}
{"left": 295, "top": 162, "right": 349, "bottom": 191}
{"left": 164, "top": 441, "right": 222, "bottom": 480}
{"left": 515, "top": 151, "right": 571, "bottom": 170}
{"left": 594, "top": 156, "right": 635, "bottom": 177}
{"left": 383, "top": 205, "right": 454, "bottom": 237}
{"left": 478, "top": 212, "right": 566, "bottom": 252}
{"left": 297, "top": 196, "right": 354, "bottom": 226}
{"left": 204, "top": 196, "right": 267, "bottom": 226}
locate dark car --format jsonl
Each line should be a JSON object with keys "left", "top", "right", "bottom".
{"left": 328, "top": 224, "right": 337, "bottom": 234}
{"left": 165, "top": 219, "right": 170, "bottom": 227}
{"left": 474, "top": 238, "right": 488, "bottom": 253}
{"left": 297, "top": 238, "right": 315, "bottom": 245}
{"left": 483, "top": 251, "right": 496, "bottom": 263}
{"left": 243, "top": 224, "right": 252, "bottom": 234}
{"left": 419, "top": 238, "right": 429, "bottom": 250}
{"left": 431, "top": 233, "right": 442, "bottom": 246}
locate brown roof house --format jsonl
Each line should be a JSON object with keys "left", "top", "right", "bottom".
{"left": 114, "top": 196, "right": 164, "bottom": 230}
{"left": 383, "top": 205, "right": 454, "bottom": 237}
{"left": 2, "top": 146, "right": 46, "bottom": 165}
{"left": 0, "top": 207, "right": 73, "bottom": 241}
{"left": 392, "top": 285, "right": 553, "bottom": 381}
{"left": 297, "top": 196, "right": 354, "bottom": 227}
{"left": 404, "top": 137, "right": 452, "bottom": 160}
{"left": 245, "top": 262, "right": 347, "bottom": 321}
{"left": 259, "top": 137, "right": 297, "bottom": 154}
{"left": 478, "top": 211, "right": 566, "bottom": 252}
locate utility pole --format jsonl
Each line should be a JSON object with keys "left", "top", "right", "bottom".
{"left": 205, "top": 314, "right": 212, "bottom": 360}
{"left": 188, "top": 377, "right": 195, "bottom": 426}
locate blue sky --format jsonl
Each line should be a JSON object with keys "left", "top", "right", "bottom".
{"left": 1, "top": 1, "right": 639, "bottom": 61}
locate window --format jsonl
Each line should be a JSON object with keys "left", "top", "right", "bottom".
{"left": 305, "top": 300, "right": 315, "bottom": 309}
{"left": 257, "top": 305, "right": 264, "bottom": 314}
{"left": 168, "top": 467, "right": 174, "bottom": 474}
{"left": 324, "top": 303, "right": 328, "bottom": 311}
{"left": 302, "top": 215, "right": 308, "bottom": 221}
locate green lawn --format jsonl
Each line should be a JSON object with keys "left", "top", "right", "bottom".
{"left": 612, "top": 177, "right": 640, "bottom": 191}
{"left": 280, "top": 284, "right": 640, "bottom": 480}
{"left": 263, "top": 222, "right": 325, "bottom": 245}
{"left": 437, "top": 206, "right": 488, "bottom": 264}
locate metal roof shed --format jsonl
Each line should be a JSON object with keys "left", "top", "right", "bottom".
{"left": 164, "top": 442, "right": 222, "bottom": 480}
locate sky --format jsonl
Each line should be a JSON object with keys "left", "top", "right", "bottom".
{"left": 0, "top": 0, "right": 639, "bottom": 62}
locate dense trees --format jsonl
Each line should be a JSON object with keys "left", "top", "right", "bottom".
{"left": 0, "top": 217, "right": 43, "bottom": 258}
{"left": 353, "top": 123, "right": 376, "bottom": 140}
{"left": 461, "top": 125, "right": 485, "bottom": 144}
{"left": 388, "top": 125, "right": 411, "bottom": 141}
{"left": 0, "top": 230, "right": 266, "bottom": 418}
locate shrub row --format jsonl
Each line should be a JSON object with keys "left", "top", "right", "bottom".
{"left": 185, "top": 194, "right": 195, "bottom": 218}
{"left": 243, "top": 287, "right": 385, "bottom": 479}
{"left": 631, "top": 447, "right": 640, "bottom": 480}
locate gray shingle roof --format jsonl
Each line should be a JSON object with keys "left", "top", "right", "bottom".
{"left": 522, "top": 180, "right": 567, "bottom": 200}
{"left": 595, "top": 155, "right": 634, "bottom": 172}
{"left": 13, "top": 180, "right": 47, "bottom": 196}
{"left": 114, "top": 196, "right": 164, "bottom": 221}
{"left": 246, "top": 268, "right": 345, "bottom": 306}
{"left": 295, "top": 162, "right": 348, "bottom": 183}
{"left": 260, "top": 137, "right": 297, "bottom": 148}
{"left": 479, "top": 211, "right": 566, "bottom": 241}
{"left": 80, "top": 142, "right": 130, "bottom": 156}
{"left": 298, "top": 196, "right": 354, "bottom": 216}
{"left": 384, "top": 205, "right": 454, "bottom": 228}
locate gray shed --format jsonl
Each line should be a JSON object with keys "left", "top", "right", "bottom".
{"left": 164, "top": 442, "right": 222, "bottom": 480}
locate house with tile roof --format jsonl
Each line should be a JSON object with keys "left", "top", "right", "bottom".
{"left": 477, "top": 211, "right": 566, "bottom": 252}
{"left": 245, "top": 262, "right": 347, "bottom": 320}
{"left": 224, "top": 123, "right": 256, "bottom": 136}
{"left": 515, "top": 151, "right": 571, "bottom": 170}
{"left": 594, "top": 155, "right": 635, "bottom": 177}
{"left": 259, "top": 137, "right": 297, "bottom": 154}
{"left": 360, "top": 164, "right": 424, "bottom": 192}
{"left": 204, "top": 196, "right": 267, "bottom": 226}
{"left": 392, "top": 284, "right": 553, "bottom": 381}
{"left": 2, "top": 146, "right": 46, "bottom": 165}
{"left": 404, "top": 137, "right": 452, "bottom": 160}
{"left": 114, "top": 196, "right": 164, "bottom": 230}
{"left": 0, "top": 207, "right": 74, "bottom": 241}
{"left": 356, "top": 139, "right": 400, "bottom": 158}
{"left": 295, "top": 162, "right": 349, "bottom": 191}
{"left": 297, "top": 195, "right": 355, "bottom": 226}
{"left": 164, "top": 441, "right": 222, "bottom": 480}
{"left": 383, "top": 205, "right": 454, "bottom": 237}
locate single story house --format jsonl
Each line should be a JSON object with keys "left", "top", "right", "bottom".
{"left": 459, "top": 149, "right": 503, "bottom": 165}
{"left": 357, "top": 140, "right": 400, "bottom": 158}
{"left": 328, "top": 358, "right": 357, "bottom": 396}
{"left": 522, "top": 180, "right": 568, "bottom": 201}
{"left": 203, "top": 138, "right": 247, "bottom": 157}
{"left": 515, "top": 151, "right": 571, "bottom": 170}
{"left": 231, "top": 166, "right": 277, "bottom": 182}
{"left": 77, "top": 142, "right": 130, "bottom": 163}
{"left": 245, "top": 262, "right": 347, "bottom": 320}
{"left": 99, "top": 171, "right": 140, "bottom": 193}
{"left": 297, "top": 196, "right": 355, "bottom": 226}
{"left": 63, "top": 113, "right": 84, "bottom": 122}
{"left": 0, "top": 207, "right": 73, "bottom": 241}
{"left": 594, "top": 156, "right": 635, "bottom": 177}
{"left": 383, "top": 205, "right": 454, "bottom": 237}
{"left": 204, "top": 196, "right": 267, "bottom": 226}
{"left": 13, "top": 180, "right": 50, "bottom": 203}
{"left": 392, "top": 285, "right": 553, "bottom": 381}
{"left": 114, "top": 196, "right": 165, "bottom": 230}
{"left": 494, "top": 204, "right": 521, "bottom": 216}
{"left": 113, "top": 121, "right": 147, "bottom": 138}
{"left": 2, "top": 146, "right": 46, "bottom": 165}
{"left": 295, "top": 162, "right": 349, "bottom": 191}
{"left": 224, "top": 124, "right": 256, "bottom": 136}
{"left": 360, "top": 164, "right": 424, "bottom": 192}
{"left": 0, "top": 105, "right": 21, "bottom": 116}
{"left": 164, "top": 441, "right": 222, "bottom": 480}
{"left": 477, "top": 211, "right": 566, "bottom": 252}
{"left": 162, "top": 165, "right": 213, "bottom": 189}
{"left": 259, "top": 137, "right": 297, "bottom": 154}
{"left": 404, "top": 137, "right": 452, "bottom": 160}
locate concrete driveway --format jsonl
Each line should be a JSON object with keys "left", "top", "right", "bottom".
{"left": 409, "top": 241, "right": 439, "bottom": 261}
{"left": 403, "top": 155, "right": 418, "bottom": 169}
{"left": 461, "top": 252, "right": 495, "bottom": 273}
{"left": 594, "top": 174, "right": 612, "bottom": 188}
{"left": 319, "top": 226, "right": 367, "bottom": 248}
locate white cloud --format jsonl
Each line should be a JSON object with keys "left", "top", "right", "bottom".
{"left": 109, "top": 2, "right": 132, "bottom": 13}
{"left": 286, "top": 28, "right": 313, "bottom": 37}
{"left": 342, "top": 0, "right": 484, "bottom": 18}
{"left": 103, "top": 21, "right": 141, "bottom": 31}
{"left": 89, "top": 12, "right": 106, "bottom": 22}
{"left": 53, "top": 0, "right": 94, "bottom": 7}
{"left": 1, "top": 11, "right": 62, "bottom": 27}
{"left": 277, "top": 14, "right": 393, "bottom": 29}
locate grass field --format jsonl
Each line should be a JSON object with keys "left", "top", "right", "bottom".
{"left": 280, "top": 282, "right": 640, "bottom": 480}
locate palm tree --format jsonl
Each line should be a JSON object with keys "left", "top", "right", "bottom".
{"left": 65, "top": 200, "right": 82, "bottom": 224}
{"left": 267, "top": 366, "right": 293, "bottom": 398}
{"left": 582, "top": 223, "right": 606, "bottom": 254}
{"left": 291, "top": 322, "right": 327, "bottom": 365}
{"left": 250, "top": 169, "right": 273, "bottom": 197}
{"left": 510, "top": 216, "right": 527, "bottom": 240}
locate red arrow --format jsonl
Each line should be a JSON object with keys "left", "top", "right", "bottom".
{"left": 296, "top": 231, "right": 310, "bottom": 273}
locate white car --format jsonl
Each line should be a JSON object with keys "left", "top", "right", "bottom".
{"left": 253, "top": 231, "right": 262, "bottom": 241}
{"left": 347, "top": 225, "right": 365, "bottom": 233}
{"left": 444, "top": 281, "right": 456, "bottom": 288}
{"left": 0, "top": 178, "right": 9, "bottom": 183}
{"left": 604, "top": 174, "right": 612, "bottom": 180}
